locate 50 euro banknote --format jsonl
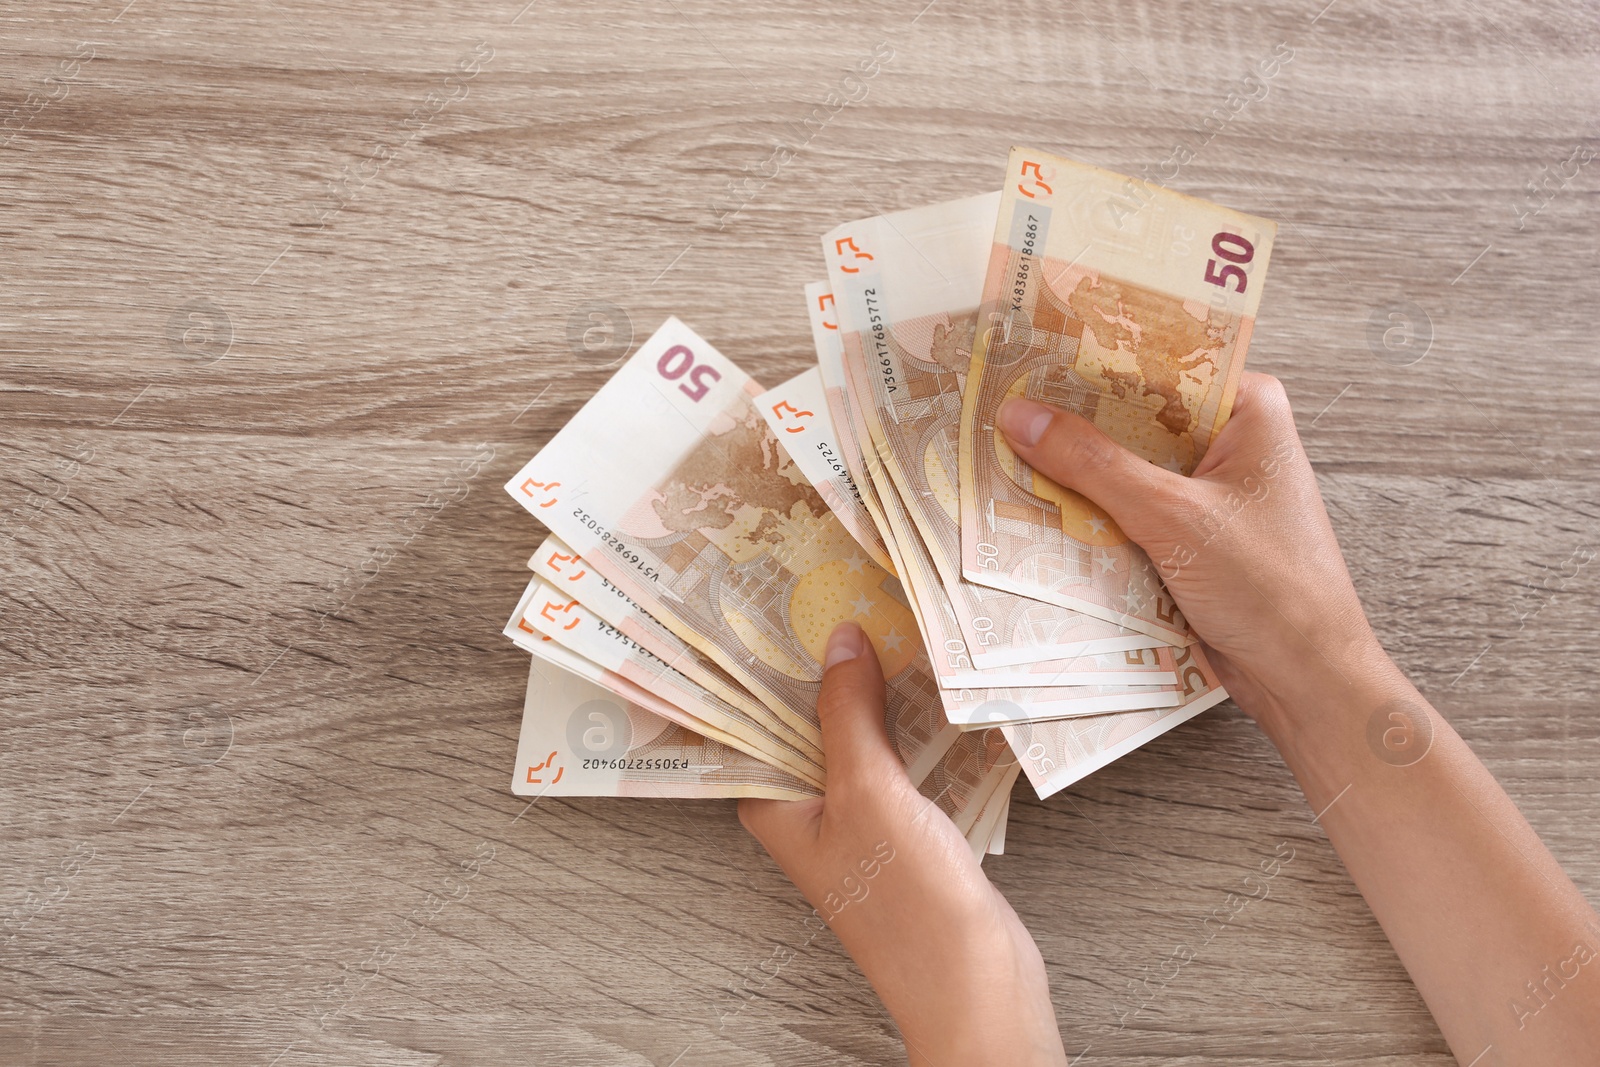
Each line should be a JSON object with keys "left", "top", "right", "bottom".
{"left": 504, "top": 577, "right": 794, "bottom": 767}
{"left": 959, "top": 148, "right": 1276, "bottom": 644}
{"left": 526, "top": 533, "right": 825, "bottom": 770}
{"left": 510, "top": 618, "right": 817, "bottom": 801}
{"left": 806, "top": 279, "right": 905, "bottom": 572}
{"left": 509, "top": 399, "right": 1018, "bottom": 833}
{"left": 822, "top": 190, "right": 1171, "bottom": 674}
{"left": 510, "top": 574, "right": 826, "bottom": 787}
{"left": 504, "top": 317, "right": 960, "bottom": 788}
{"left": 851, "top": 412, "right": 1184, "bottom": 728}
{"left": 1002, "top": 643, "right": 1228, "bottom": 799}
{"left": 513, "top": 650, "right": 1015, "bottom": 854}
{"left": 754, "top": 363, "right": 894, "bottom": 575}
{"left": 508, "top": 572, "right": 1017, "bottom": 835}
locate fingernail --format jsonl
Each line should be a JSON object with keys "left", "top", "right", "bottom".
{"left": 824, "top": 620, "right": 865, "bottom": 669}
{"left": 998, "top": 397, "right": 1054, "bottom": 448}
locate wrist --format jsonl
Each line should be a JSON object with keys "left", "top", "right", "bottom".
{"left": 1232, "top": 632, "right": 1419, "bottom": 804}
{"left": 1229, "top": 604, "right": 1395, "bottom": 732}
{"left": 865, "top": 917, "right": 1064, "bottom": 1065}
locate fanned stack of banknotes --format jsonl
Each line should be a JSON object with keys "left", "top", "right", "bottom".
{"left": 502, "top": 148, "right": 1276, "bottom": 859}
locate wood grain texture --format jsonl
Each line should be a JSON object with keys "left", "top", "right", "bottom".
{"left": 2, "top": 0, "right": 1596, "bottom": 1063}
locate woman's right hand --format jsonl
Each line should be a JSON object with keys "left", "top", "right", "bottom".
{"left": 996, "top": 372, "right": 1388, "bottom": 722}
{"left": 999, "top": 371, "right": 1600, "bottom": 1067}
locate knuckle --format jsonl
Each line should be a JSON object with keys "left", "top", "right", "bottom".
{"left": 1165, "top": 489, "right": 1218, "bottom": 539}
{"left": 1045, "top": 416, "right": 1118, "bottom": 478}
{"left": 818, "top": 666, "right": 883, "bottom": 724}
{"left": 1232, "top": 374, "right": 1301, "bottom": 455}
{"left": 1242, "top": 371, "right": 1286, "bottom": 402}
{"left": 1247, "top": 373, "right": 1294, "bottom": 423}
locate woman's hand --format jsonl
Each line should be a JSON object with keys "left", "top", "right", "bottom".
{"left": 996, "top": 372, "right": 1387, "bottom": 727}
{"left": 999, "top": 373, "right": 1600, "bottom": 1066}
{"left": 739, "top": 621, "right": 1067, "bottom": 1067}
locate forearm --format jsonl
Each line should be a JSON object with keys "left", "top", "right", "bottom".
{"left": 894, "top": 950, "right": 1065, "bottom": 1067}
{"left": 1241, "top": 643, "right": 1600, "bottom": 1065}
{"left": 839, "top": 881, "right": 1067, "bottom": 1066}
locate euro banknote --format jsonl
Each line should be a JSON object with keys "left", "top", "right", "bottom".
{"left": 504, "top": 578, "right": 797, "bottom": 772}
{"left": 959, "top": 148, "right": 1276, "bottom": 644}
{"left": 504, "top": 317, "right": 962, "bottom": 789}
{"left": 823, "top": 189, "right": 1171, "bottom": 671}
{"left": 987, "top": 789, "right": 1011, "bottom": 854}
{"left": 515, "top": 576, "right": 827, "bottom": 787}
{"left": 966, "top": 763, "right": 1019, "bottom": 857}
{"left": 508, "top": 608, "right": 816, "bottom": 800}
{"left": 807, "top": 280, "right": 902, "bottom": 563}
{"left": 514, "top": 650, "right": 1012, "bottom": 853}
{"left": 857, "top": 433, "right": 1181, "bottom": 727}
{"left": 526, "top": 533, "right": 823, "bottom": 769}
{"left": 1004, "top": 643, "right": 1229, "bottom": 799}
{"left": 766, "top": 364, "right": 1173, "bottom": 687}
{"left": 509, "top": 556, "right": 1019, "bottom": 833}
{"left": 799, "top": 284, "right": 1188, "bottom": 737}
{"left": 754, "top": 365, "right": 895, "bottom": 575}
{"left": 510, "top": 567, "right": 1013, "bottom": 835}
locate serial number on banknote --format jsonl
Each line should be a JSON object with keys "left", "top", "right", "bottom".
{"left": 572, "top": 506, "right": 661, "bottom": 583}
{"left": 1009, "top": 215, "right": 1040, "bottom": 312}
{"left": 815, "top": 442, "right": 868, "bottom": 507}
{"left": 596, "top": 618, "right": 651, "bottom": 657}
{"left": 863, "top": 289, "right": 899, "bottom": 394}
{"left": 581, "top": 757, "right": 693, "bottom": 770}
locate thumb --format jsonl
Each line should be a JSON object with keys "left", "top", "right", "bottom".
{"left": 996, "top": 396, "right": 1194, "bottom": 547}
{"left": 736, "top": 621, "right": 905, "bottom": 852}
{"left": 815, "top": 621, "right": 908, "bottom": 792}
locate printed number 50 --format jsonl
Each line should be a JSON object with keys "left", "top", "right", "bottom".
{"left": 1203, "top": 232, "right": 1255, "bottom": 294}
{"left": 657, "top": 344, "right": 722, "bottom": 402}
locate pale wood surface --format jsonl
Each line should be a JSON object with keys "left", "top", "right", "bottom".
{"left": 2, "top": 0, "right": 1597, "bottom": 1063}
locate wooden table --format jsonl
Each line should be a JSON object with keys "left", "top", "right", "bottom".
{"left": 3, "top": 1, "right": 1595, "bottom": 1063}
